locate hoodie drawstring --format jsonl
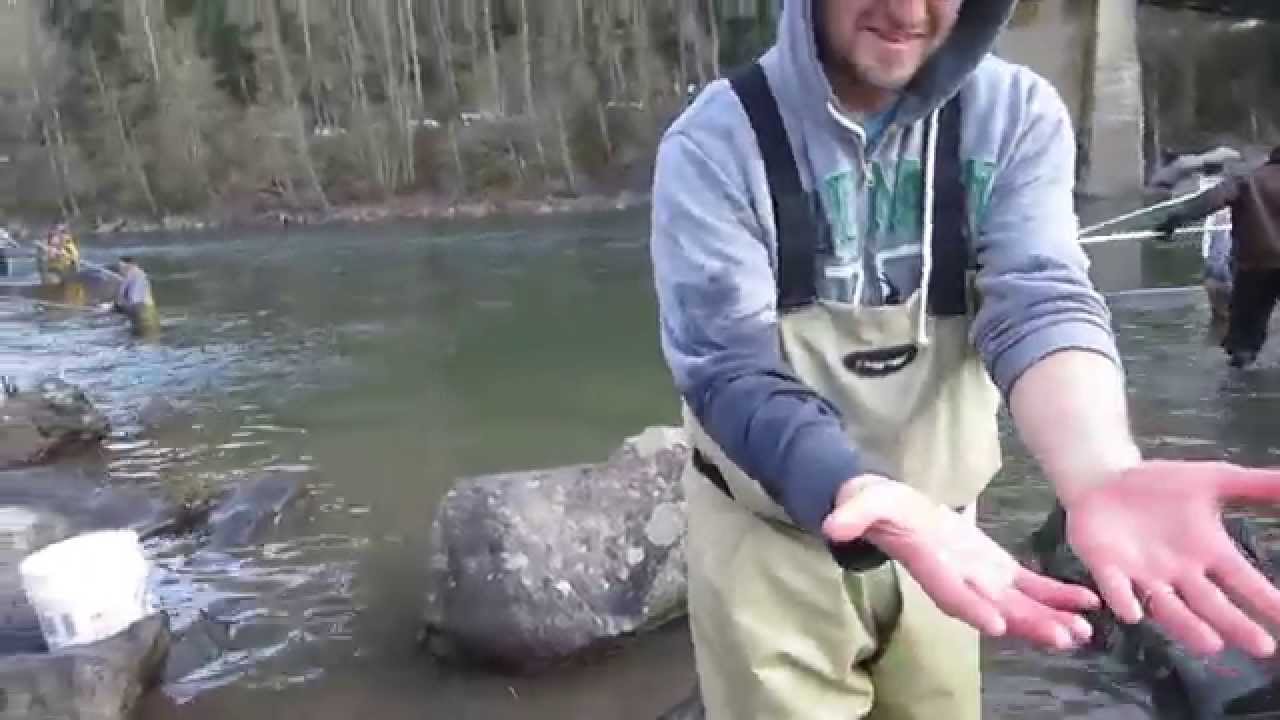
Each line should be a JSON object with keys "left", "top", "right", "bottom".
{"left": 917, "top": 107, "right": 941, "bottom": 347}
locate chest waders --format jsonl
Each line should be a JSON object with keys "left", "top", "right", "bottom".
{"left": 681, "top": 64, "right": 1003, "bottom": 720}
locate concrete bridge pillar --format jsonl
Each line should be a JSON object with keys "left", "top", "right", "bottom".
{"left": 1078, "top": 0, "right": 1146, "bottom": 197}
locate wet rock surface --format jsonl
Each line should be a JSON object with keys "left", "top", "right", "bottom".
{"left": 0, "top": 379, "right": 109, "bottom": 470}
{"left": 423, "top": 426, "right": 691, "bottom": 672}
{"left": 202, "top": 473, "right": 303, "bottom": 551}
{"left": 0, "top": 614, "right": 170, "bottom": 720}
{"left": 0, "top": 461, "right": 303, "bottom": 689}
{"left": 0, "top": 464, "right": 181, "bottom": 656}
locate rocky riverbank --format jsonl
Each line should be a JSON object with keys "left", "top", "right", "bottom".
{"left": 0, "top": 377, "right": 310, "bottom": 719}
{"left": 6, "top": 191, "right": 653, "bottom": 239}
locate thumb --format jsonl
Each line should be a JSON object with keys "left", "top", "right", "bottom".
{"left": 822, "top": 480, "right": 896, "bottom": 544}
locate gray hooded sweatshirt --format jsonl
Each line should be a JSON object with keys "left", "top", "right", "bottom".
{"left": 649, "top": 0, "right": 1120, "bottom": 534}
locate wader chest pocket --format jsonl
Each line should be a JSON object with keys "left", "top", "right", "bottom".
{"left": 843, "top": 345, "right": 919, "bottom": 378}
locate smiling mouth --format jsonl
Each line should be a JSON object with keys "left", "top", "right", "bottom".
{"left": 866, "top": 29, "right": 924, "bottom": 46}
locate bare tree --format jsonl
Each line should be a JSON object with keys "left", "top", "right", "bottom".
{"left": 261, "top": 0, "right": 330, "bottom": 208}
{"left": 89, "top": 48, "right": 160, "bottom": 216}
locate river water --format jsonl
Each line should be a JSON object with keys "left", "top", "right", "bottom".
{"left": 0, "top": 3, "right": 1276, "bottom": 719}
{"left": 0, "top": 206, "right": 1262, "bottom": 720}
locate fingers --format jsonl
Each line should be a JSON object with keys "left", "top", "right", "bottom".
{"left": 907, "top": 546, "right": 1093, "bottom": 649}
{"left": 1217, "top": 464, "right": 1280, "bottom": 502}
{"left": 1178, "top": 573, "right": 1275, "bottom": 658}
{"left": 1142, "top": 583, "right": 1225, "bottom": 656}
{"left": 1093, "top": 564, "right": 1144, "bottom": 624}
{"left": 898, "top": 548, "right": 1008, "bottom": 638}
{"left": 973, "top": 582, "right": 1092, "bottom": 650}
{"left": 1211, "top": 550, "right": 1280, "bottom": 652}
{"left": 1014, "top": 570, "right": 1102, "bottom": 613}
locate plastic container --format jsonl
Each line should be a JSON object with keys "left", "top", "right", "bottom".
{"left": 19, "top": 529, "right": 155, "bottom": 650}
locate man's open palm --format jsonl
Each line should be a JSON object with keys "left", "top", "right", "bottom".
{"left": 1065, "top": 460, "right": 1280, "bottom": 658}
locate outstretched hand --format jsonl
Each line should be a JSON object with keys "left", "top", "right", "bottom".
{"left": 823, "top": 476, "right": 1100, "bottom": 650}
{"left": 1063, "top": 460, "right": 1280, "bottom": 658}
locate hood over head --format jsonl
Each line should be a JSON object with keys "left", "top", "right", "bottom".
{"left": 775, "top": 0, "right": 1018, "bottom": 127}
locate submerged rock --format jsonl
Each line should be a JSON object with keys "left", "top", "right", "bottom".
{"left": 0, "top": 379, "right": 109, "bottom": 470}
{"left": 162, "top": 612, "right": 231, "bottom": 684}
{"left": 0, "top": 614, "right": 170, "bottom": 720}
{"left": 423, "top": 426, "right": 690, "bottom": 672}
{"left": 203, "top": 473, "right": 303, "bottom": 550}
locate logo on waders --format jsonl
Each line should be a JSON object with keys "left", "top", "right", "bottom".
{"left": 843, "top": 344, "right": 919, "bottom": 377}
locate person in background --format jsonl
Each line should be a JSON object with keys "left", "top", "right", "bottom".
{"left": 111, "top": 256, "right": 159, "bottom": 338}
{"left": 0, "top": 227, "right": 15, "bottom": 278}
{"left": 38, "top": 224, "right": 79, "bottom": 284}
{"left": 1161, "top": 147, "right": 1280, "bottom": 368}
{"left": 1191, "top": 161, "right": 1235, "bottom": 335}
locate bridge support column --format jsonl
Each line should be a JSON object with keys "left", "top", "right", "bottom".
{"left": 1079, "top": 0, "right": 1146, "bottom": 197}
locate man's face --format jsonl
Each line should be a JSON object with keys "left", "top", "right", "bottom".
{"left": 818, "top": 0, "right": 963, "bottom": 93}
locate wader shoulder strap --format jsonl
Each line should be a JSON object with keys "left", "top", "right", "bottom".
{"left": 730, "top": 62, "right": 970, "bottom": 315}
{"left": 728, "top": 63, "right": 819, "bottom": 311}
{"left": 926, "top": 95, "right": 970, "bottom": 317}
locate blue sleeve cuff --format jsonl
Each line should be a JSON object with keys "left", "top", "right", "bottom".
{"left": 773, "top": 425, "right": 862, "bottom": 534}
{"left": 990, "top": 320, "right": 1121, "bottom": 399}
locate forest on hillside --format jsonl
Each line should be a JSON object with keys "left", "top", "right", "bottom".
{"left": 0, "top": 0, "right": 779, "bottom": 223}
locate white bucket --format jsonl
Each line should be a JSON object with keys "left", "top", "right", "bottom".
{"left": 19, "top": 529, "right": 155, "bottom": 650}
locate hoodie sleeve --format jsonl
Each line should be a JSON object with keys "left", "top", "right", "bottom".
{"left": 1163, "top": 175, "right": 1242, "bottom": 230}
{"left": 649, "top": 129, "right": 863, "bottom": 536}
{"left": 971, "top": 76, "right": 1122, "bottom": 396}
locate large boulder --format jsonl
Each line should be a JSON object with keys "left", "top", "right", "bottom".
{"left": 0, "top": 614, "right": 170, "bottom": 720}
{"left": 0, "top": 379, "right": 109, "bottom": 469}
{"left": 422, "top": 426, "right": 691, "bottom": 672}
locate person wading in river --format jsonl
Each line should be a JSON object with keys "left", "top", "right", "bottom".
{"left": 112, "top": 256, "right": 159, "bottom": 338}
{"left": 1161, "top": 147, "right": 1280, "bottom": 369}
{"left": 649, "top": 1, "right": 1280, "bottom": 718}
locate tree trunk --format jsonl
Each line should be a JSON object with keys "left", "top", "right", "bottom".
{"left": 398, "top": 0, "right": 420, "bottom": 184}
{"left": 595, "top": 100, "right": 613, "bottom": 162}
{"left": 555, "top": 104, "right": 577, "bottom": 194}
{"left": 517, "top": 0, "right": 548, "bottom": 178}
{"left": 575, "top": 0, "right": 587, "bottom": 51}
{"left": 404, "top": 0, "right": 424, "bottom": 111}
{"left": 375, "top": 0, "right": 409, "bottom": 188}
{"left": 263, "top": 0, "right": 330, "bottom": 208}
{"left": 299, "top": 0, "right": 321, "bottom": 125}
{"left": 137, "top": 0, "right": 162, "bottom": 82}
{"left": 631, "top": 1, "right": 654, "bottom": 110}
{"left": 89, "top": 49, "right": 160, "bottom": 217}
{"left": 20, "top": 3, "right": 78, "bottom": 217}
{"left": 34, "top": 100, "right": 70, "bottom": 218}
{"left": 345, "top": 0, "right": 387, "bottom": 189}
{"left": 430, "top": 0, "right": 467, "bottom": 191}
{"left": 460, "top": 0, "right": 481, "bottom": 96}
{"left": 705, "top": 0, "right": 721, "bottom": 79}
{"left": 481, "top": 0, "right": 503, "bottom": 114}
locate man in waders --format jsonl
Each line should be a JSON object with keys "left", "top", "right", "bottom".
{"left": 649, "top": 2, "right": 1280, "bottom": 718}
{"left": 112, "top": 256, "right": 159, "bottom": 338}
